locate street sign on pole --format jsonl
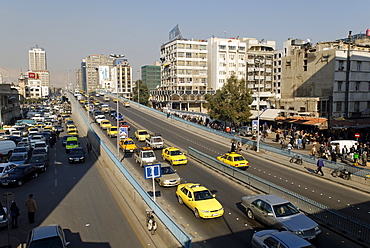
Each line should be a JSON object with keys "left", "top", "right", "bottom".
{"left": 144, "top": 164, "right": 162, "bottom": 202}
{"left": 355, "top": 133, "right": 360, "bottom": 139}
{"left": 252, "top": 120, "right": 258, "bottom": 130}
{"left": 119, "top": 127, "right": 128, "bottom": 139}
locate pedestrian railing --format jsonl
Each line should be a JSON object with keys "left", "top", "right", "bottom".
{"left": 188, "top": 146, "right": 370, "bottom": 244}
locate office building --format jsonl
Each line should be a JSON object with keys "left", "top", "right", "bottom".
{"left": 141, "top": 63, "right": 161, "bottom": 91}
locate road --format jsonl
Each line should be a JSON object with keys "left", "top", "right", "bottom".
{"left": 91, "top": 95, "right": 368, "bottom": 248}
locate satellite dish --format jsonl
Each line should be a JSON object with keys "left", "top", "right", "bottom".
{"left": 307, "top": 38, "right": 311, "bottom": 43}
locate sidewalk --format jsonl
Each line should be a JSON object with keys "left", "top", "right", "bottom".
{"left": 247, "top": 134, "right": 370, "bottom": 194}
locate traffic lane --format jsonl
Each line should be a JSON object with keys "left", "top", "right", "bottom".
{"left": 122, "top": 108, "right": 370, "bottom": 223}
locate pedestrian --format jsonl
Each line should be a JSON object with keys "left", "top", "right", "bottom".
{"left": 280, "top": 138, "right": 286, "bottom": 149}
{"left": 10, "top": 201, "right": 20, "bottom": 229}
{"left": 310, "top": 145, "right": 317, "bottom": 157}
{"left": 342, "top": 145, "right": 348, "bottom": 161}
{"left": 230, "top": 141, "right": 236, "bottom": 153}
{"left": 87, "top": 141, "right": 92, "bottom": 153}
{"left": 25, "top": 194, "right": 37, "bottom": 224}
{"left": 120, "top": 147, "right": 126, "bottom": 162}
{"left": 287, "top": 143, "right": 292, "bottom": 154}
{"left": 316, "top": 158, "right": 325, "bottom": 176}
{"left": 237, "top": 142, "right": 242, "bottom": 153}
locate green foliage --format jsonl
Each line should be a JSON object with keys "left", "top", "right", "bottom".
{"left": 204, "top": 75, "right": 253, "bottom": 124}
{"left": 132, "top": 80, "right": 150, "bottom": 106}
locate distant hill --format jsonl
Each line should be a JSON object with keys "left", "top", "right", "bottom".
{"left": 0, "top": 66, "right": 67, "bottom": 88}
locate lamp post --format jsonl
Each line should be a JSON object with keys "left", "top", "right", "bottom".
{"left": 344, "top": 31, "right": 352, "bottom": 119}
{"left": 255, "top": 56, "right": 264, "bottom": 152}
{"left": 110, "top": 54, "right": 125, "bottom": 158}
{"left": 137, "top": 70, "right": 140, "bottom": 107}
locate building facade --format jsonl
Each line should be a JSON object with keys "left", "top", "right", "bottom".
{"left": 0, "top": 84, "right": 21, "bottom": 125}
{"left": 29, "top": 46, "right": 47, "bottom": 70}
{"left": 111, "top": 58, "right": 132, "bottom": 99}
{"left": 141, "top": 63, "right": 161, "bottom": 91}
{"left": 81, "top": 55, "right": 114, "bottom": 92}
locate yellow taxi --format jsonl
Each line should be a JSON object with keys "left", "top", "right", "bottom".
{"left": 100, "top": 120, "right": 112, "bottom": 130}
{"left": 113, "top": 98, "right": 118, "bottom": 103}
{"left": 67, "top": 129, "right": 78, "bottom": 136}
{"left": 162, "top": 147, "right": 188, "bottom": 165}
{"left": 107, "top": 126, "right": 118, "bottom": 138}
{"left": 67, "top": 125, "right": 77, "bottom": 132}
{"left": 43, "top": 126, "right": 53, "bottom": 132}
{"left": 175, "top": 183, "right": 224, "bottom": 219}
{"left": 134, "top": 130, "right": 150, "bottom": 142}
{"left": 119, "top": 138, "right": 137, "bottom": 152}
{"left": 64, "top": 118, "right": 73, "bottom": 124}
{"left": 216, "top": 152, "right": 249, "bottom": 170}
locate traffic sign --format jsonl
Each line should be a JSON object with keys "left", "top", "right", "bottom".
{"left": 252, "top": 120, "right": 258, "bottom": 130}
{"left": 144, "top": 164, "right": 162, "bottom": 179}
{"left": 355, "top": 133, "right": 360, "bottom": 138}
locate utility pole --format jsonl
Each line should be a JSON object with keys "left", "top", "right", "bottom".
{"left": 344, "top": 31, "right": 352, "bottom": 119}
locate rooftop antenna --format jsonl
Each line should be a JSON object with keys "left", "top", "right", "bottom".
{"left": 224, "top": 30, "right": 226, "bottom": 38}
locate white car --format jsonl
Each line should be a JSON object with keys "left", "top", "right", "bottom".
{"left": 251, "top": 229, "right": 316, "bottom": 248}
{"left": 33, "top": 141, "right": 49, "bottom": 153}
{"left": 0, "top": 163, "right": 17, "bottom": 177}
{"left": 95, "top": 115, "right": 106, "bottom": 124}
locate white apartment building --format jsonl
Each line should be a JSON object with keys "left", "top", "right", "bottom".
{"left": 153, "top": 38, "right": 209, "bottom": 111}
{"left": 29, "top": 46, "right": 47, "bottom": 70}
{"left": 111, "top": 58, "right": 132, "bottom": 99}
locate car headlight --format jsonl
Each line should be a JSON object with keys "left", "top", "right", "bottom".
{"left": 201, "top": 210, "right": 211, "bottom": 213}
{"left": 315, "top": 226, "right": 320, "bottom": 232}
{"left": 293, "top": 230, "right": 303, "bottom": 235}
{"left": 9, "top": 180, "right": 17, "bottom": 182}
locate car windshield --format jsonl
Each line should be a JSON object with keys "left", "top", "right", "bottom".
{"left": 28, "top": 237, "right": 64, "bottom": 248}
{"left": 35, "top": 143, "right": 46, "bottom": 148}
{"left": 10, "top": 167, "right": 25, "bottom": 175}
{"left": 110, "top": 128, "right": 117, "bottom": 132}
{"left": 30, "top": 156, "right": 44, "bottom": 163}
{"left": 154, "top": 138, "right": 162, "bottom": 142}
{"left": 170, "top": 150, "right": 182, "bottom": 156}
{"left": 143, "top": 152, "right": 154, "bottom": 158}
{"left": 233, "top": 156, "right": 245, "bottom": 161}
{"left": 67, "top": 141, "right": 78, "bottom": 146}
{"left": 193, "top": 190, "right": 213, "bottom": 201}
{"left": 161, "top": 167, "right": 175, "bottom": 175}
{"left": 139, "top": 131, "right": 148, "bottom": 135}
{"left": 9, "top": 155, "right": 24, "bottom": 161}
{"left": 124, "top": 140, "right": 134, "bottom": 145}
{"left": 273, "top": 203, "right": 300, "bottom": 217}
{"left": 14, "top": 148, "right": 27, "bottom": 153}
{"left": 70, "top": 149, "right": 84, "bottom": 155}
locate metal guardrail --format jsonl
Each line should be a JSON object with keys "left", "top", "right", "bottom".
{"left": 73, "top": 93, "right": 192, "bottom": 248}
{"left": 188, "top": 146, "right": 370, "bottom": 243}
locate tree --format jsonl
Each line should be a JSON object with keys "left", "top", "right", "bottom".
{"left": 132, "top": 80, "right": 150, "bottom": 106}
{"left": 204, "top": 75, "right": 253, "bottom": 125}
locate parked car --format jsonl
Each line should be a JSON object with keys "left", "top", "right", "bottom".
{"left": 26, "top": 224, "right": 70, "bottom": 248}
{"left": 0, "top": 163, "right": 17, "bottom": 177}
{"left": 241, "top": 194, "right": 321, "bottom": 240}
{"left": 28, "top": 154, "right": 49, "bottom": 172}
{"left": 0, "top": 164, "right": 40, "bottom": 187}
{"left": 68, "top": 147, "right": 86, "bottom": 163}
{"left": 7, "top": 153, "right": 29, "bottom": 165}
{"left": 251, "top": 229, "right": 316, "bottom": 248}
{"left": 0, "top": 204, "right": 8, "bottom": 228}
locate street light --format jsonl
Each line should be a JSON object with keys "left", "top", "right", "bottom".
{"left": 137, "top": 70, "right": 140, "bottom": 107}
{"left": 255, "top": 56, "right": 264, "bottom": 153}
{"left": 110, "top": 54, "right": 125, "bottom": 158}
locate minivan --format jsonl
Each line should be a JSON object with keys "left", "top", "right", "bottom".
{"left": 330, "top": 140, "right": 358, "bottom": 154}
{"left": 65, "top": 137, "right": 78, "bottom": 153}
{"left": 0, "top": 140, "right": 16, "bottom": 157}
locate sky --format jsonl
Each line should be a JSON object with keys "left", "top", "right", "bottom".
{"left": 1, "top": 0, "right": 369, "bottom": 86}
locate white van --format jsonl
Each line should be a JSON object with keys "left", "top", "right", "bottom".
{"left": 330, "top": 140, "right": 358, "bottom": 154}
{"left": 0, "top": 140, "right": 16, "bottom": 156}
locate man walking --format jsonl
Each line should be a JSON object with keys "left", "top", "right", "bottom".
{"left": 25, "top": 194, "right": 37, "bottom": 224}
{"left": 316, "top": 158, "right": 325, "bottom": 176}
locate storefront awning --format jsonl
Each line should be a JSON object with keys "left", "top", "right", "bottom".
{"left": 259, "top": 109, "right": 281, "bottom": 121}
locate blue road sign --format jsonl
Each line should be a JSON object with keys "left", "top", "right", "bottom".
{"left": 144, "top": 164, "right": 162, "bottom": 179}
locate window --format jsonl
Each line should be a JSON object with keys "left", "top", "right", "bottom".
{"left": 238, "top": 46, "right": 245, "bottom": 51}
{"left": 200, "top": 45, "right": 206, "bottom": 50}
{"left": 355, "top": 82, "right": 360, "bottom": 91}
{"left": 354, "top": 101, "right": 360, "bottom": 112}
{"left": 338, "top": 60, "right": 344, "bottom": 70}
{"left": 357, "top": 61, "right": 362, "bottom": 71}
{"left": 337, "top": 81, "right": 343, "bottom": 91}
{"left": 228, "top": 46, "right": 236, "bottom": 50}
{"left": 186, "top": 52, "right": 192, "bottom": 58}
{"left": 239, "top": 55, "right": 244, "bottom": 60}
{"left": 219, "top": 54, "right": 226, "bottom": 59}
{"left": 219, "top": 45, "right": 226, "bottom": 50}
{"left": 229, "top": 54, "right": 235, "bottom": 60}
{"left": 336, "top": 102, "right": 342, "bottom": 112}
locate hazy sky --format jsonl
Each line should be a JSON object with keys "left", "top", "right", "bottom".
{"left": 1, "top": 0, "right": 369, "bottom": 85}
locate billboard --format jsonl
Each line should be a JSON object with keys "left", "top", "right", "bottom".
{"left": 169, "top": 24, "right": 182, "bottom": 41}
{"left": 28, "top": 72, "right": 39, "bottom": 79}
{"left": 99, "top": 66, "right": 110, "bottom": 86}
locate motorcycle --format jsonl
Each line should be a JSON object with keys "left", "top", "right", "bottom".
{"left": 331, "top": 168, "right": 351, "bottom": 180}
{"left": 289, "top": 154, "right": 303, "bottom": 165}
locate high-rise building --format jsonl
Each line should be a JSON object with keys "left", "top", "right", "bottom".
{"left": 29, "top": 46, "right": 47, "bottom": 70}
{"left": 141, "top": 63, "right": 161, "bottom": 91}
{"left": 82, "top": 55, "right": 114, "bottom": 92}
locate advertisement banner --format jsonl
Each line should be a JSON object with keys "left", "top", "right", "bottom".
{"left": 119, "top": 126, "right": 128, "bottom": 139}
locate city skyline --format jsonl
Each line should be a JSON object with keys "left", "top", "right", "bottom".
{"left": 1, "top": 0, "right": 369, "bottom": 86}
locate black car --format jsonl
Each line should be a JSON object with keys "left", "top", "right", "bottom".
{"left": 109, "top": 109, "right": 117, "bottom": 117}
{"left": 2, "top": 135, "right": 22, "bottom": 144}
{"left": 68, "top": 147, "right": 86, "bottom": 163}
{"left": 0, "top": 164, "right": 40, "bottom": 187}
{"left": 62, "top": 135, "right": 73, "bottom": 146}
{"left": 28, "top": 154, "right": 49, "bottom": 172}
{"left": 54, "top": 125, "right": 64, "bottom": 132}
